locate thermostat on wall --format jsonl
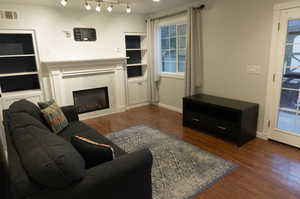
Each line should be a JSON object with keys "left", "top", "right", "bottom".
{"left": 73, "top": 28, "right": 97, "bottom": 41}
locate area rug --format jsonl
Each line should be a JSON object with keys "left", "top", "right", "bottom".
{"left": 105, "top": 124, "right": 238, "bottom": 199}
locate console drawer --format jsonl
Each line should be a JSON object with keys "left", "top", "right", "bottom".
{"left": 213, "top": 120, "right": 238, "bottom": 138}
{"left": 183, "top": 110, "right": 238, "bottom": 139}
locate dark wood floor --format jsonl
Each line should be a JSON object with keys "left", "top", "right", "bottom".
{"left": 84, "top": 105, "right": 300, "bottom": 199}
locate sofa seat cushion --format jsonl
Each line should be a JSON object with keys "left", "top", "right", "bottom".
{"left": 9, "top": 99, "right": 45, "bottom": 124}
{"left": 60, "top": 122, "right": 126, "bottom": 157}
{"left": 71, "top": 136, "right": 115, "bottom": 169}
{"left": 12, "top": 125, "right": 86, "bottom": 188}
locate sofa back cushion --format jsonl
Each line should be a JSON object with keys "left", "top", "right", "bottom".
{"left": 11, "top": 125, "right": 86, "bottom": 188}
{"left": 9, "top": 100, "right": 45, "bottom": 124}
{"left": 9, "top": 112, "right": 49, "bottom": 132}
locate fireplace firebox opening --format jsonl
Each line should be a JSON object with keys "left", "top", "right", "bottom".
{"left": 73, "top": 87, "right": 109, "bottom": 114}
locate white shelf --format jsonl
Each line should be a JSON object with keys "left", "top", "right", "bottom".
{"left": 0, "top": 72, "right": 38, "bottom": 78}
{"left": 126, "top": 49, "right": 147, "bottom": 51}
{"left": 128, "top": 76, "right": 148, "bottom": 82}
{"left": 126, "top": 63, "right": 147, "bottom": 67}
{"left": 125, "top": 32, "right": 147, "bottom": 36}
{"left": 1, "top": 89, "right": 41, "bottom": 98}
{"left": 0, "top": 54, "right": 35, "bottom": 58}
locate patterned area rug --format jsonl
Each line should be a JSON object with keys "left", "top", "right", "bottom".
{"left": 105, "top": 124, "right": 238, "bottom": 199}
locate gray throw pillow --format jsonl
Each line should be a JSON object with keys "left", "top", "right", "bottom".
{"left": 38, "top": 100, "right": 69, "bottom": 134}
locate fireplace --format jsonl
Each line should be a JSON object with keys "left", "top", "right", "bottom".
{"left": 73, "top": 87, "right": 110, "bottom": 114}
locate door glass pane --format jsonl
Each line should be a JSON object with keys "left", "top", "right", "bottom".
{"left": 279, "top": 90, "right": 299, "bottom": 110}
{"left": 277, "top": 19, "right": 300, "bottom": 134}
{"left": 277, "top": 111, "right": 297, "bottom": 132}
{"left": 282, "top": 77, "right": 300, "bottom": 89}
{"left": 284, "top": 46, "right": 300, "bottom": 68}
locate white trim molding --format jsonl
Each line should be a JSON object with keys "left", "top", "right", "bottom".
{"left": 161, "top": 73, "right": 185, "bottom": 80}
{"left": 158, "top": 103, "right": 183, "bottom": 113}
{"left": 126, "top": 102, "right": 150, "bottom": 110}
{"left": 257, "top": 132, "right": 268, "bottom": 140}
{"left": 43, "top": 58, "right": 128, "bottom": 120}
{"left": 264, "top": 0, "right": 300, "bottom": 143}
{"left": 42, "top": 57, "right": 127, "bottom": 69}
{"left": 274, "top": 0, "right": 300, "bottom": 11}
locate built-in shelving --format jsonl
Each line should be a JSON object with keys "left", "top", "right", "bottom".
{"left": 126, "top": 49, "right": 147, "bottom": 51}
{"left": 0, "top": 72, "right": 38, "bottom": 78}
{"left": 125, "top": 33, "right": 149, "bottom": 107}
{"left": 0, "top": 32, "right": 41, "bottom": 93}
{"left": 0, "top": 54, "right": 35, "bottom": 58}
{"left": 126, "top": 63, "right": 147, "bottom": 67}
{"left": 1, "top": 89, "right": 41, "bottom": 98}
{"left": 0, "top": 31, "right": 43, "bottom": 119}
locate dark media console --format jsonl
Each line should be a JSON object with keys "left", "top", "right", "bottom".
{"left": 183, "top": 94, "right": 259, "bottom": 147}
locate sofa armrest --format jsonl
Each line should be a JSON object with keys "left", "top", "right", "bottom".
{"left": 61, "top": 106, "right": 79, "bottom": 122}
{"left": 28, "top": 149, "right": 153, "bottom": 199}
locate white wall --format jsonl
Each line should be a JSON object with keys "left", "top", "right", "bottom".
{"left": 159, "top": 76, "right": 185, "bottom": 109}
{"left": 0, "top": 3, "right": 147, "bottom": 62}
{"left": 0, "top": 3, "right": 147, "bottom": 100}
{"left": 157, "top": 0, "right": 284, "bottom": 132}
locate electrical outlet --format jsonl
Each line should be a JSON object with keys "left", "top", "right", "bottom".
{"left": 63, "top": 31, "right": 71, "bottom": 38}
{"left": 247, "top": 65, "right": 261, "bottom": 74}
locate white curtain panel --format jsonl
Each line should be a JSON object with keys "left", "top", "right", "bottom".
{"left": 147, "top": 19, "right": 161, "bottom": 103}
{"left": 185, "top": 8, "right": 202, "bottom": 96}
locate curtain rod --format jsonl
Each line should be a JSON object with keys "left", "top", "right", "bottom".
{"left": 149, "top": 4, "right": 205, "bottom": 21}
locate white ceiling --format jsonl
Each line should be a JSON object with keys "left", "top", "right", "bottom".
{"left": 0, "top": 0, "right": 203, "bottom": 14}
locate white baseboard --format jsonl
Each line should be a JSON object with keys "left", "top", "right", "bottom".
{"left": 257, "top": 131, "right": 268, "bottom": 140}
{"left": 127, "top": 102, "right": 150, "bottom": 110}
{"left": 158, "top": 103, "right": 183, "bottom": 113}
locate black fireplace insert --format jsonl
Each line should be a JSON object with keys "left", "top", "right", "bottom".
{"left": 73, "top": 87, "right": 109, "bottom": 114}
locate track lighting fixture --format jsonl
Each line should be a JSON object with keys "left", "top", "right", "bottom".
{"left": 59, "top": 0, "right": 134, "bottom": 13}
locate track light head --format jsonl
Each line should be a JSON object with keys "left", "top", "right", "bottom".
{"left": 126, "top": 5, "right": 131, "bottom": 13}
{"left": 85, "top": 1, "right": 91, "bottom": 10}
{"left": 96, "top": 2, "right": 101, "bottom": 12}
{"left": 107, "top": 5, "right": 113, "bottom": 12}
{"left": 60, "top": 0, "right": 68, "bottom": 6}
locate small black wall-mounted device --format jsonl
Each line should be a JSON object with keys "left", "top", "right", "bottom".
{"left": 73, "top": 28, "right": 97, "bottom": 41}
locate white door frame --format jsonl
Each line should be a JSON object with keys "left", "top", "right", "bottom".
{"left": 264, "top": 0, "right": 300, "bottom": 145}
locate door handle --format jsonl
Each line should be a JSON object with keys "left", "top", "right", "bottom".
{"left": 216, "top": 125, "right": 227, "bottom": 131}
{"left": 192, "top": 118, "right": 200, "bottom": 123}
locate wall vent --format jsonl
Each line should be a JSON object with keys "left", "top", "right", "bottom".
{"left": 0, "top": 10, "right": 18, "bottom": 20}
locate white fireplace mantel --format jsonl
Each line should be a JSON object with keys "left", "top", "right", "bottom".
{"left": 43, "top": 57, "right": 128, "bottom": 69}
{"left": 42, "top": 57, "right": 128, "bottom": 120}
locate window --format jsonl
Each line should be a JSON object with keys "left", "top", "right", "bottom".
{"left": 161, "top": 24, "right": 187, "bottom": 74}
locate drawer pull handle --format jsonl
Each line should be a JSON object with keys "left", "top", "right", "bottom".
{"left": 192, "top": 118, "right": 200, "bottom": 123}
{"left": 216, "top": 126, "right": 227, "bottom": 131}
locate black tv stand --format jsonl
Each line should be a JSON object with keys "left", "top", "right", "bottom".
{"left": 183, "top": 94, "right": 259, "bottom": 147}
